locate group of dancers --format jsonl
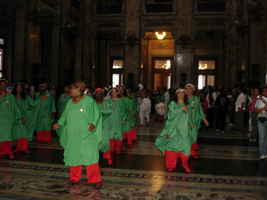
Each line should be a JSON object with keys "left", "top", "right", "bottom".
{"left": 0, "top": 78, "right": 208, "bottom": 188}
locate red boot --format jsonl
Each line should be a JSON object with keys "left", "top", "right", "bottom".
{"left": 180, "top": 153, "right": 192, "bottom": 173}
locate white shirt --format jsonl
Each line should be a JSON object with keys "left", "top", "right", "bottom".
{"left": 255, "top": 96, "right": 267, "bottom": 118}
{"left": 235, "top": 93, "right": 247, "bottom": 112}
{"left": 140, "top": 98, "right": 151, "bottom": 113}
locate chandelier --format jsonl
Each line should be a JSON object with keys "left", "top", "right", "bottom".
{"left": 155, "top": 32, "right": 167, "bottom": 40}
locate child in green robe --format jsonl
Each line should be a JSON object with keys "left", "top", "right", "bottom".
{"left": 53, "top": 81, "right": 103, "bottom": 189}
{"left": 0, "top": 79, "right": 20, "bottom": 159}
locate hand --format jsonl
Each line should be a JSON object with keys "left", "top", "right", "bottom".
{"left": 203, "top": 119, "right": 209, "bottom": 127}
{"left": 88, "top": 123, "right": 96, "bottom": 131}
{"left": 53, "top": 123, "right": 60, "bottom": 130}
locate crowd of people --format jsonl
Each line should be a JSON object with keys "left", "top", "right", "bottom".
{"left": 1, "top": 77, "right": 267, "bottom": 189}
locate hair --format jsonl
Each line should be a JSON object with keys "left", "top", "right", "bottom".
{"left": 12, "top": 83, "right": 26, "bottom": 99}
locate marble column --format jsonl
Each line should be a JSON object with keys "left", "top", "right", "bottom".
{"left": 124, "top": 0, "right": 141, "bottom": 90}
{"left": 174, "top": 42, "right": 194, "bottom": 88}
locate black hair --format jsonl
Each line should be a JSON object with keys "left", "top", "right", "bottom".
{"left": 12, "top": 83, "right": 26, "bottom": 99}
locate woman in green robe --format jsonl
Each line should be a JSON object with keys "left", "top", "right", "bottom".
{"left": 25, "top": 93, "right": 39, "bottom": 141}
{"left": 12, "top": 83, "right": 30, "bottom": 153}
{"left": 53, "top": 81, "right": 103, "bottom": 188}
{"left": 185, "top": 83, "right": 209, "bottom": 158}
{"left": 35, "top": 82, "right": 56, "bottom": 143}
{"left": 106, "top": 88, "right": 124, "bottom": 154}
{"left": 123, "top": 90, "right": 138, "bottom": 147}
{"left": 0, "top": 79, "right": 20, "bottom": 159}
{"left": 94, "top": 88, "right": 113, "bottom": 164}
{"left": 155, "top": 89, "right": 192, "bottom": 173}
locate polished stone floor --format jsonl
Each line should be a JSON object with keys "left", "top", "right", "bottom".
{"left": 1, "top": 123, "right": 267, "bottom": 200}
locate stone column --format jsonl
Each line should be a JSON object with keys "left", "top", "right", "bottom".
{"left": 124, "top": 0, "right": 141, "bottom": 90}
{"left": 50, "top": 20, "right": 60, "bottom": 86}
{"left": 13, "top": 1, "right": 27, "bottom": 82}
{"left": 174, "top": 42, "right": 194, "bottom": 88}
{"left": 174, "top": 0, "right": 193, "bottom": 88}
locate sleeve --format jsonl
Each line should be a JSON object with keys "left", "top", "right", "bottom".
{"left": 58, "top": 101, "right": 70, "bottom": 126}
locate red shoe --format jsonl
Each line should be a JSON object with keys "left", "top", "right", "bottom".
{"left": 181, "top": 154, "right": 192, "bottom": 173}
{"left": 167, "top": 168, "right": 174, "bottom": 172}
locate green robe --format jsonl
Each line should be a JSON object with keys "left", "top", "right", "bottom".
{"left": 126, "top": 97, "right": 138, "bottom": 128}
{"left": 57, "top": 94, "right": 70, "bottom": 116}
{"left": 104, "top": 99, "right": 124, "bottom": 140}
{"left": 12, "top": 97, "right": 29, "bottom": 140}
{"left": 188, "top": 96, "right": 205, "bottom": 144}
{"left": 25, "top": 96, "right": 39, "bottom": 141}
{"left": 121, "top": 97, "right": 132, "bottom": 133}
{"left": 0, "top": 95, "right": 21, "bottom": 142}
{"left": 97, "top": 101, "right": 113, "bottom": 153}
{"left": 35, "top": 92, "right": 56, "bottom": 131}
{"left": 57, "top": 96, "right": 102, "bottom": 166}
{"left": 155, "top": 101, "right": 191, "bottom": 155}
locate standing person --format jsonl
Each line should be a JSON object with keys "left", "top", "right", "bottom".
{"left": 57, "top": 85, "right": 71, "bottom": 116}
{"left": 94, "top": 88, "right": 113, "bottom": 165}
{"left": 248, "top": 88, "right": 260, "bottom": 142}
{"left": 185, "top": 83, "right": 209, "bottom": 158}
{"left": 255, "top": 87, "right": 267, "bottom": 160}
{"left": 139, "top": 90, "right": 151, "bottom": 126}
{"left": 12, "top": 83, "right": 30, "bottom": 153}
{"left": 214, "top": 90, "right": 228, "bottom": 133}
{"left": 25, "top": 85, "right": 39, "bottom": 142}
{"left": 0, "top": 79, "right": 20, "bottom": 159}
{"left": 123, "top": 89, "right": 138, "bottom": 147}
{"left": 53, "top": 81, "right": 103, "bottom": 188}
{"left": 155, "top": 89, "right": 191, "bottom": 173}
{"left": 235, "top": 88, "right": 248, "bottom": 131}
{"left": 107, "top": 88, "right": 124, "bottom": 154}
{"left": 35, "top": 81, "right": 56, "bottom": 143}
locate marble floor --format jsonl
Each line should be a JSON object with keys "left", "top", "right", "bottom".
{"left": 0, "top": 123, "right": 267, "bottom": 200}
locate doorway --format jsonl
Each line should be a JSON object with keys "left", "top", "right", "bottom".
{"left": 153, "top": 57, "right": 172, "bottom": 90}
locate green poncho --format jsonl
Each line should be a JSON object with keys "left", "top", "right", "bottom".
{"left": 0, "top": 95, "right": 21, "bottom": 142}
{"left": 121, "top": 97, "right": 132, "bottom": 133}
{"left": 25, "top": 96, "right": 39, "bottom": 141}
{"left": 12, "top": 97, "right": 29, "bottom": 140}
{"left": 187, "top": 96, "right": 205, "bottom": 144}
{"left": 57, "top": 96, "right": 102, "bottom": 166}
{"left": 97, "top": 100, "right": 113, "bottom": 153}
{"left": 35, "top": 92, "right": 56, "bottom": 131}
{"left": 155, "top": 101, "right": 191, "bottom": 156}
{"left": 104, "top": 99, "right": 124, "bottom": 140}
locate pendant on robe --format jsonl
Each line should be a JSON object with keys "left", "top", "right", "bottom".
{"left": 80, "top": 108, "right": 85, "bottom": 112}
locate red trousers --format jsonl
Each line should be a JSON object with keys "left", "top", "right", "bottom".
{"left": 191, "top": 143, "right": 199, "bottom": 158}
{"left": 69, "top": 163, "right": 102, "bottom": 183}
{"left": 36, "top": 131, "right": 52, "bottom": 143}
{"left": 123, "top": 128, "right": 137, "bottom": 147}
{"left": 103, "top": 150, "right": 113, "bottom": 165}
{"left": 110, "top": 139, "right": 122, "bottom": 154}
{"left": 0, "top": 141, "right": 13, "bottom": 157}
{"left": 15, "top": 138, "right": 29, "bottom": 153}
{"left": 165, "top": 150, "right": 191, "bottom": 173}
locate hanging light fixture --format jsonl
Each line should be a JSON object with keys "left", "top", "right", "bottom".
{"left": 155, "top": 32, "right": 167, "bottom": 40}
